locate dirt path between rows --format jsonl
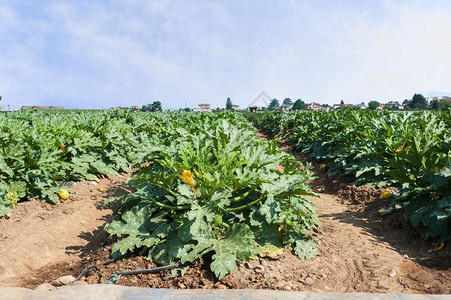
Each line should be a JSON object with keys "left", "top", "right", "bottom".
{"left": 0, "top": 132, "right": 449, "bottom": 293}
{"left": 0, "top": 174, "right": 131, "bottom": 287}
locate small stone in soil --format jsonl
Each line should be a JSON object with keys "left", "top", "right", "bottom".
{"left": 35, "top": 283, "right": 54, "bottom": 291}
{"left": 304, "top": 277, "right": 315, "bottom": 286}
{"left": 388, "top": 270, "right": 397, "bottom": 277}
{"left": 214, "top": 283, "right": 227, "bottom": 289}
{"left": 52, "top": 275, "right": 76, "bottom": 287}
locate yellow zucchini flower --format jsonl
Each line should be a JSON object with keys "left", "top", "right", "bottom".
{"left": 179, "top": 170, "right": 196, "bottom": 191}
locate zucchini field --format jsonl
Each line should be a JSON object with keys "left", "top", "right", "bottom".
{"left": 247, "top": 109, "right": 451, "bottom": 242}
{"left": 0, "top": 109, "right": 449, "bottom": 292}
{"left": 0, "top": 110, "right": 319, "bottom": 278}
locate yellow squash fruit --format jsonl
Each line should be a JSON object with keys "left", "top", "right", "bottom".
{"left": 58, "top": 188, "right": 70, "bottom": 200}
{"left": 380, "top": 190, "right": 392, "bottom": 199}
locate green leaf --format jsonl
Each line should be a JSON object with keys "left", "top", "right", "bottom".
{"left": 293, "top": 238, "right": 318, "bottom": 259}
{"left": 210, "top": 243, "right": 237, "bottom": 279}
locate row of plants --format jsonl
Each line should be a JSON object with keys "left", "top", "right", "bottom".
{"left": 105, "top": 112, "right": 320, "bottom": 278}
{"left": 246, "top": 109, "right": 451, "bottom": 242}
{"left": 0, "top": 109, "right": 172, "bottom": 216}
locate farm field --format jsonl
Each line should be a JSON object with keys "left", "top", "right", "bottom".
{"left": 0, "top": 110, "right": 449, "bottom": 294}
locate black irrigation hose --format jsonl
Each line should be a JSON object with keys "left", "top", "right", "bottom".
{"left": 104, "top": 263, "right": 181, "bottom": 285}
{"left": 70, "top": 258, "right": 117, "bottom": 284}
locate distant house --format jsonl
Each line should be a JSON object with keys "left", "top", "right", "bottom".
{"left": 442, "top": 96, "right": 451, "bottom": 102}
{"left": 306, "top": 102, "right": 321, "bottom": 111}
{"left": 231, "top": 104, "right": 240, "bottom": 110}
{"left": 385, "top": 101, "right": 401, "bottom": 109}
{"left": 320, "top": 104, "right": 331, "bottom": 111}
{"left": 376, "top": 104, "right": 386, "bottom": 110}
{"left": 332, "top": 103, "right": 356, "bottom": 109}
{"left": 280, "top": 104, "right": 293, "bottom": 111}
{"left": 194, "top": 103, "right": 211, "bottom": 112}
{"left": 356, "top": 102, "right": 367, "bottom": 109}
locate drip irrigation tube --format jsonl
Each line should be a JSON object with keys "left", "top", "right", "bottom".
{"left": 70, "top": 259, "right": 117, "bottom": 284}
{"left": 104, "top": 263, "right": 180, "bottom": 285}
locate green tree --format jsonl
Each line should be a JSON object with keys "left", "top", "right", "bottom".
{"left": 226, "top": 97, "right": 232, "bottom": 110}
{"left": 340, "top": 100, "right": 344, "bottom": 105}
{"left": 141, "top": 104, "right": 149, "bottom": 112}
{"left": 368, "top": 101, "right": 380, "bottom": 110}
{"left": 292, "top": 99, "right": 306, "bottom": 110}
{"left": 409, "top": 93, "right": 427, "bottom": 110}
{"left": 150, "top": 101, "right": 162, "bottom": 112}
{"left": 429, "top": 99, "right": 439, "bottom": 110}
{"left": 268, "top": 98, "right": 280, "bottom": 110}
{"left": 283, "top": 98, "right": 293, "bottom": 105}
{"left": 438, "top": 99, "right": 451, "bottom": 110}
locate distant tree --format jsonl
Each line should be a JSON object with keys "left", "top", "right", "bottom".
{"left": 409, "top": 94, "right": 427, "bottom": 110}
{"left": 149, "top": 101, "right": 162, "bottom": 112}
{"left": 226, "top": 97, "right": 233, "bottom": 110}
{"left": 183, "top": 107, "right": 191, "bottom": 112}
{"left": 340, "top": 100, "right": 345, "bottom": 105}
{"left": 368, "top": 101, "right": 380, "bottom": 110}
{"left": 283, "top": 98, "right": 293, "bottom": 105}
{"left": 268, "top": 98, "right": 280, "bottom": 110}
{"left": 141, "top": 104, "right": 149, "bottom": 112}
{"left": 438, "top": 99, "right": 451, "bottom": 110}
{"left": 292, "top": 99, "right": 306, "bottom": 110}
{"left": 429, "top": 99, "right": 439, "bottom": 110}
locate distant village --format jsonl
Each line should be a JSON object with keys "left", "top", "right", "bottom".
{"left": 193, "top": 95, "right": 451, "bottom": 112}
{"left": 4, "top": 94, "right": 450, "bottom": 112}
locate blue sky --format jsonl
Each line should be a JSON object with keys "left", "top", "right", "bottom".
{"left": 1, "top": 0, "right": 450, "bottom": 109}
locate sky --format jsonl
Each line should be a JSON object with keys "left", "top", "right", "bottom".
{"left": 1, "top": 0, "right": 451, "bottom": 110}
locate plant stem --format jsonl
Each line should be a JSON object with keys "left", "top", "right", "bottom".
{"left": 226, "top": 195, "right": 265, "bottom": 212}
{"left": 150, "top": 198, "right": 190, "bottom": 211}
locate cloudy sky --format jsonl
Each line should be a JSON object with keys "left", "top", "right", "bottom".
{"left": 1, "top": 0, "right": 450, "bottom": 109}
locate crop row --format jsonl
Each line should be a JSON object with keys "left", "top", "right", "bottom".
{"left": 105, "top": 112, "right": 320, "bottom": 278}
{"left": 0, "top": 109, "right": 170, "bottom": 216}
{"left": 246, "top": 109, "right": 451, "bottom": 242}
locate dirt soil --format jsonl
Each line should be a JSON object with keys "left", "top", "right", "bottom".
{"left": 0, "top": 132, "right": 449, "bottom": 294}
{"left": 0, "top": 174, "right": 132, "bottom": 286}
